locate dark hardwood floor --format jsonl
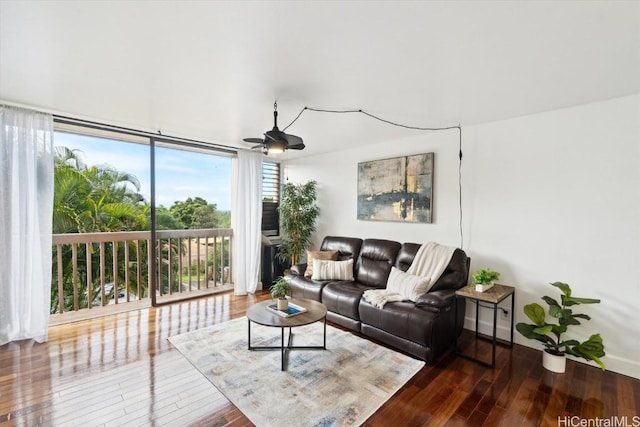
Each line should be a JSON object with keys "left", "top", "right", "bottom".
{"left": 1, "top": 290, "right": 638, "bottom": 426}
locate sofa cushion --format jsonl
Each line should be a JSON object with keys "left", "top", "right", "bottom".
{"left": 386, "top": 267, "right": 430, "bottom": 301}
{"left": 322, "top": 281, "right": 373, "bottom": 321}
{"left": 304, "top": 250, "right": 338, "bottom": 277}
{"left": 319, "top": 236, "right": 363, "bottom": 262}
{"left": 287, "top": 274, "right": 328, "bottom": 301}
{"left": 359, "top": 299, "right": 439, "bottom": 347}
{"left": 312, "top": 259, "right": 354, "bottom": 281}
{"left": 428, "top": 248, "right": 469, "bottom": 292}
{"left": 355, "top": 239, "right": 402, "bottom": 288}
{"left": 395, "top": 243, "right": 421, "bottom": 272}
{"left": 414, "top": 289, "right": 456, "bottom": 309}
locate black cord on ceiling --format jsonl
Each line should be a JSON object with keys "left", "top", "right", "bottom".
{"left": 282, "top": 106, "right": 460, "bottom": 132}
{"left": 282, "top": 106, "right": 465, "bottom": 249}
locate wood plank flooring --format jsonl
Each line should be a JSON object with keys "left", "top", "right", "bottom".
{"left": 1, "top": 290, "right": 638, "bottom": 426}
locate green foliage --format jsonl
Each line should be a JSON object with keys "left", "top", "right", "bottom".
{"left": 191, "top": 205, "right": 218, "bottom": 229}
{"left": 269, "top": 277, "right": 291, "bottom": 300}
{"left": 155, "top": 206, "right": 185, "bottom": 230}
{"left": 278, "top": 180, "right": 320, "bottom": 265}
{"left": 516, "top": 282, "right": 606, "bottom": 370}
{"left": 52, "top": 146, "right": 230, "bottom": 313}
{"left": 217, "top": 211, "right": 231, "bottom": 228}
{"left": 52, "top": 147, "right": 152, "bottom": 313}
{"left": 53, "top": 147, "right": 149, "bottom": 234}
{"left": 169, "top": 197, "right": 219, "bottom": 229}
{"left": 206, "top": 240, "right": 230, "bottom": 278}
{"left": 472, "top": 268, "right": 500, "bottom": 285}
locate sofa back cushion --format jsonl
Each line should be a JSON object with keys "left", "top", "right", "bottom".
{"left": 430, "top": 248, "right": 469, "bottom": 292}
{"left": 320, "top": 236, "right": 363, "bottom": 262}
{"left": 395, "top": 243, "right": 469, "bottom": 292}
{"left": 355, "top": 239, "right": 402, "bottom": 288}
{"left": 395, "top": 243, "right": 421, "bottom": 272}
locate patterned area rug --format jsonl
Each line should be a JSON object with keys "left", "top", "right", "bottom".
{"left": 168, "top": 316, "right": 424, "bottom": 426}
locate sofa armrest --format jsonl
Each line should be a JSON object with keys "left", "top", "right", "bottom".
{"left": 415, "top": 289, "right": 455, "bottom": 309}
{"left": 290, "top": 263, "right": 307, "bottom": 276}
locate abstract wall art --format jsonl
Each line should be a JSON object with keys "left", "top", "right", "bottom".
{"left": 357, "top": 152, "right": 434, "bottom": 223}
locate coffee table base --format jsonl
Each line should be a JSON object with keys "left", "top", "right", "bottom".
{"left": 248, "top": 317, "right": 327, "bottom": 371}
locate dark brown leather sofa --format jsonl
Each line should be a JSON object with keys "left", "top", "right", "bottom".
{"left": 285, "top": 236, "right": 469, "bottom": 361}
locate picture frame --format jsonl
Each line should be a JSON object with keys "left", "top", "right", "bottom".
{"left": 357, "top": 153, "right": 434, "bottom": 223}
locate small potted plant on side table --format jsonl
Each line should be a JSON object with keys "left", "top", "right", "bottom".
{"left": 270, "top": 277, "right": 292, "bottom": 311}
{"left": 472, "top": 268, "right": 500, "bottom": 292}
{"left": 516, "top": 281, "right": 606, "bottom": 373}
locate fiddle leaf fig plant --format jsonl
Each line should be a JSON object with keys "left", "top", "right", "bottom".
{"left": 516, "top": 282, "right": 606, "bottom": 370}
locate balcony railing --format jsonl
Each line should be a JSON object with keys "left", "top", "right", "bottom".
{"left": 51, "top": 228, "right": 233, "bottom": 315}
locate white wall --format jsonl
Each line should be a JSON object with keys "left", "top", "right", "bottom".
{"left": 284, "top": 94, "right": 640, "bottom": 379}
{"left": 284, "top": 128, "right": 464, "bottom": 247}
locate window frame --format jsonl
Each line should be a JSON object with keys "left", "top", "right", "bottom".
{"left": 262, "top": 161, "right": 280, "bottom": 237}
{"left": 52, "top": 117, "right": 237, "bottom": 307}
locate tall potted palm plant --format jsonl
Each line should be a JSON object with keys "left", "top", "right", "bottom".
{"left": 277, "top": 180, "right": 319, "bottom": 266}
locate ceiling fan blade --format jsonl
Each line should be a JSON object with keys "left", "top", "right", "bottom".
{"left": 251, "top": 144, "right": 263, "bottom": 150}
{"left": 243, "top": 137, "right": 264, "bottom": 144}
{"left": 283, "top": 133, "right": 304, "bottom": 147}
{"left": 288, "top": 142, "right": 306, "bottom": 150}
{"left": 264, "top": 130, "right": 285, "bottom": 142}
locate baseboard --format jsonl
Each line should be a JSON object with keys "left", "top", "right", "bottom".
{"left": 462, "top": 316, "right": 513, "bottom": 342}
{"left": 461, "top": 316, "right": 640, "bottom": 380}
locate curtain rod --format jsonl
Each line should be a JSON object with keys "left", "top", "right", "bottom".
{"left": 0, "top": 99, "right": 238, "bottom": 155}
{"left": 53, "top": 115, "right": 238, "bottom": 155}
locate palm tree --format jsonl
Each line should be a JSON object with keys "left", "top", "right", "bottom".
{"left": 52, "top": 147, "right": 151, "bottom": 312}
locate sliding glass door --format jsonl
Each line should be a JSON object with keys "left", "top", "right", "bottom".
{"left": 51, "top": 121, "right": 234, "bottom": 315}
{"left": 151, "top": 142, "right": 233, "bottom": 304}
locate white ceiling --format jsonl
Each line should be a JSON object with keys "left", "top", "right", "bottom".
{"left": 1, "top": 1, "right": 638, "bottom": 159}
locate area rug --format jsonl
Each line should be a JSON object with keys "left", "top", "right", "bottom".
{"left": 168, "top": 316, "right": 424, "bottom": 426}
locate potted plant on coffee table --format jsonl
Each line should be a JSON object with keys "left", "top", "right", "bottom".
{"left": 472, "top": 268, "right": 500, "bottom": 292}
{"left": 516, "top": 281, "right": 606, "bottom": 373}
{"left": 269, "top": 277, "right": 292, "bottom": 311}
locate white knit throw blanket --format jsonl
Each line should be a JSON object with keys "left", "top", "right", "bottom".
{"left": 363, "top": 242, "right": 456, "bottom": 309}
{"left": 407, "top": 242, "right": 456, "bottom": 284}
{"left": 362, "top": 289, "right": 405, "bottom": 309}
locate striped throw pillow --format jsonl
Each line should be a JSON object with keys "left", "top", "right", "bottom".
{"left": 311, "top": 259, "right": 354, "bottom": 281}
{"left": 304, "top": 250, "right": 339, "bottom": 278}
{"left": 386, "top": 267, "right": 431, "bottom": 301}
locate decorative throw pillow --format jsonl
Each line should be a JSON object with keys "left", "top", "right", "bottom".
{"left": 311, "top": 259, "right": 354, "bottom": 281}
{"left": 386, "top": 267, "right": 431, "bottom": 301}
{"left": 304, "top": 250, "right": 339, "bottom": 278}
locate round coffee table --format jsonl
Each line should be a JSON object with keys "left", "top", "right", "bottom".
{"left": 246, "top": 298, "right": 327, "bottom": 371}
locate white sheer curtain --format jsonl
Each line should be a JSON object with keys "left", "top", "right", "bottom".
{"left": 231, "top": 150, "right": 263, "bottom": 295}
{"left": 0, "top": 106, "right": 54, "bottom": 345}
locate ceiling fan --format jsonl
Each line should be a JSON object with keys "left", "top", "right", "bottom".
{"left": 243, "top": 101, "right": 305, "bottom": 155}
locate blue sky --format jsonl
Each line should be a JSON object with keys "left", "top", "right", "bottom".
{"left": 54, "top": 132, "right": 232, "bottom": 211}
